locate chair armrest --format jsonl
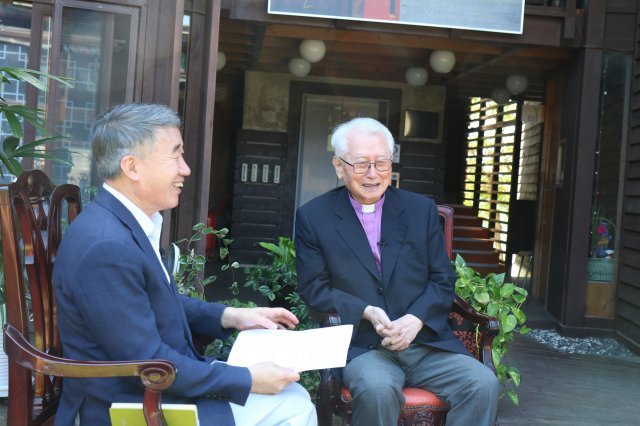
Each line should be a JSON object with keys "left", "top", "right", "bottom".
{"left": 317, "top": 312, "right": 341, "bottom": 328}
{"left": 451, "top": 295, "right": 500, "bottom": 372}
{"left": 4, "top": 323, "right": 176, "bottom": 426}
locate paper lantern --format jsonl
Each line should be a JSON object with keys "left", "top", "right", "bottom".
{"left": 429, "top": 50, "right": 456, "bottom": 74}
{"left": 299, "top": 39, "right": 326, "bottom": 63}
{"left": 288, "top": 58, "right": 311, "bottom": 77}
{"left": 506, "top": 74, "right": 528, "bottom": 95}
{"left": 491, "top": 87, "right": 511, "bottom": 105}
{"left": 405, "top": 67, "right": 428, "bottom": 86}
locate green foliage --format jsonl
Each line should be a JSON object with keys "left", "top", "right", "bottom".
{"left": 244, "top": 237, "right": 320, "bottom": 396}
{"left": 204, "top": 287, "right": 257, "bottom": 360}
{"left": 454, "top": 254, "right": 530, "bottom": 406}
{"left": 173, "top": 223, "right": 239, "bottom": 300}
{"left": 172, "top": 223, "right": 252, "bottom": 359}
{"left": 0, "top": 67, "right": 73, "bottom": 177}
{"left": 244, "top": 237, "right": 298, "bottom": 303}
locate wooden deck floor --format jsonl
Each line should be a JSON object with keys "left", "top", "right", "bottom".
{"left": 497, "top": 333, "right": 640, "bottom": 425}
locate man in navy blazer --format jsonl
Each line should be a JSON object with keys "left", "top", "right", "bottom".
{"left": 294, "top": 117, "right": 499, "bottom": 425}
{"left": 53, "top": 103, "right": 317, "bottom": 426}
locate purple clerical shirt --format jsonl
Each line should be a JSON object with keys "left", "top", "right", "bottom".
{"left": 349, "top": 194, "right": 385, "bottom": 274}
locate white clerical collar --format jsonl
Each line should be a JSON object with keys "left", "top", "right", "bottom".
{"left": 362, "top": 204, "right": 375, "bottom": 213}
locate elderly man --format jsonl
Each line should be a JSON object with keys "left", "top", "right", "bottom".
{"left": 53, "top": 103, "right": 317, "bottom": 426}
{"left": 294, "top": 117, "right": 500, "bottom": 425}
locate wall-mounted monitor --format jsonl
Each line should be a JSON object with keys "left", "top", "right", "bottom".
{"left": 403, "top": 110, "right": 439, "bottom": 140}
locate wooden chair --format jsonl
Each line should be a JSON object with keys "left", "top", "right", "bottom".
{"left": 315, "top": 205, "right": 500, "bottom": 426}
{"left": 0, "top": 170, "right": 177, "bottom": 426}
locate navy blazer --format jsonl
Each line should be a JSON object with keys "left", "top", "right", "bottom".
{"left": 295, "top": 186, "right": 468, "bottom": 363}
{"left": 53, "top": 189, "right": 251, "bottom": 426}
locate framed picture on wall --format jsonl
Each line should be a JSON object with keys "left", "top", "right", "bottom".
{"left": 402, "top": 110, "right": 439, "bottom": 142}
{"left": 391, "top": 172, "right": 400, "bottom": 188}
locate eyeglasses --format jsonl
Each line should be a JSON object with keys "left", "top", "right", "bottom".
{"left": 338, "top": 157, "right": 392, "bottom": 174}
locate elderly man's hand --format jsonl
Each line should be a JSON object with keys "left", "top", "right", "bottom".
{"left": 248, "top": 362, "right": 300, "bottom": 394}
{"left": 363, "top": 305, "right": 392, "bottom": 337}
{"left": 379, "top": 314, "right": 423, "bottom": 351}
{"left": 221, "top": 307, "right": 299, "bottom": 330}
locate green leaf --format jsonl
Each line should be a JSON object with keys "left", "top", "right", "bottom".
{"left": 519, "top": 325, "right": 531, "bottom": 334}
{"left": 193, "top": 223, "right": 205, "bottom": 231}
{"left": 258, "top": 242, "right": 279, "bottom": 253}
{"left": 501, "top": 314, "right": 517, "bottom": 333}
{"left": 514, "top": 286, "right": 528, "bottom": 295}
{"left": 512, "top": 293, "right": 527, "bottom": 304}
{"left": 511, "top": 306, "right": 526, "bottom": 324}
{"left": 491, "top": 347, "right": 502, "bottom": 366}
{"left": 507, "top": 367, "right": 521, "bottom": 386}
{"left": 486, "top": 301, "right": 499, "bottom": 317}
{"left": 3, "top": 135, "right": 20, "bottom": 152}
{"left": 202, "top": 276, "right": 217, "bottom": 285}
{"left": 3, "top": 110, "right": 23, "bottom": 138}
{"left": 492, "top": 272, "right": 505, "bottom": 285}
{"left": 505, "top": 389, "right": 519, "bottom": 406}
{"left": 474, "top": 291, "right": 490, "bottom": 305}
{"left": 500, "top": 283, "right": 516, "bottom": 298}
{"left": 5, "top": 157, "right": 23, "bottom": 176}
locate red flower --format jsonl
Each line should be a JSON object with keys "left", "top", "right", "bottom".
{"left": 597, "top": 224, "right": 607, "bottom": 235}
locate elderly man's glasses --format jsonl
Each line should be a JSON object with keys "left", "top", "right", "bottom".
{"left": 338, "top": 157, "right": 392, "bottom": 174}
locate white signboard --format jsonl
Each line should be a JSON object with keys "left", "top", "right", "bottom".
{"left": 269, "top": 0, "right": 525, "bottom": 35}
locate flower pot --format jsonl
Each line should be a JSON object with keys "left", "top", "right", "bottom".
{"left": 586, "top": 258, "right": 614, "bottom": 282}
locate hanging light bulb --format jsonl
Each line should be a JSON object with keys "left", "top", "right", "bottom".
{"left": 429, "top": 50, "right": 456, "bottom": 74}
{"left": 288, "top": 57, "right": 311, "bottom": 77}
{"left": 299, "top": 39, "right": 326, "bottom": 63}
{"left": 506, "top": 74, "right": 528, "bottom": 95}
{"left": 405, "top": 67, "right": 428, "bottom": 86}
{"left": 216, "top": 52, "right": 226, "bottom": 71}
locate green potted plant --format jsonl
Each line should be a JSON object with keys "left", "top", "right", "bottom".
{"left": 453, "top": 255, "right": 530, "bottom": 405}
{"left": 244, "top": 237, "right": 319, "bottom": 395}
{"left": 171, "top": 223, "right": 255, "bottom": 360}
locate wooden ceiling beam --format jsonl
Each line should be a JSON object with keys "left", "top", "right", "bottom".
{"left": 264, "top": 24, "right": 505, "bottom": 55}
{"left": 445, "top": 48, "right": 523, "bottom": 84}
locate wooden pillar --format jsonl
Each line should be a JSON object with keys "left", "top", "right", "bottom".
{"left": 561, "top": 47, "right": 602, "bottom": 331}
{"left": 560, "top": 0, "right": 607, "bottom": 332}
{"left": 140, "top": 0, "right": 184, "bottom": 108}
{"left": 168, "top": 0, "right": 221, "bottom": 253}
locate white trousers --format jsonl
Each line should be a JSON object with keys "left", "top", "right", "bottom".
{"left": 230, "top": 382, "right": 317, "bottom": 426}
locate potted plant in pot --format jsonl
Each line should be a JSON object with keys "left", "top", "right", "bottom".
{"left": 453, "top": 255, "right": 530, "bottom": 405}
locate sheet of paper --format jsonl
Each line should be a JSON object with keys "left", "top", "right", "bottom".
{"left": 227, "top": 325, "right": 353, "bottom": 372}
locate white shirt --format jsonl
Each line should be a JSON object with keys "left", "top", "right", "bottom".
{"left": 102, "top": 183, "right": 170, "bottom": 281}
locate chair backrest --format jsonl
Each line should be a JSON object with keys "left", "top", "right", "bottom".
{"left": 2, "top": 170, "right": 178, "bottom": 426}
{"left": 1, "top": 169, "right": 82, "bottom": 423}
{"left": 437, "top": 205, "right": 454, "bottom": 260}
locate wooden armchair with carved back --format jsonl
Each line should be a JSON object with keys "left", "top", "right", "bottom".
{"left": 315, "top": 205, "right": 500, "bottom": 426}
{"left": 0, "top": 170, "right": 176, "bottom": 426}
